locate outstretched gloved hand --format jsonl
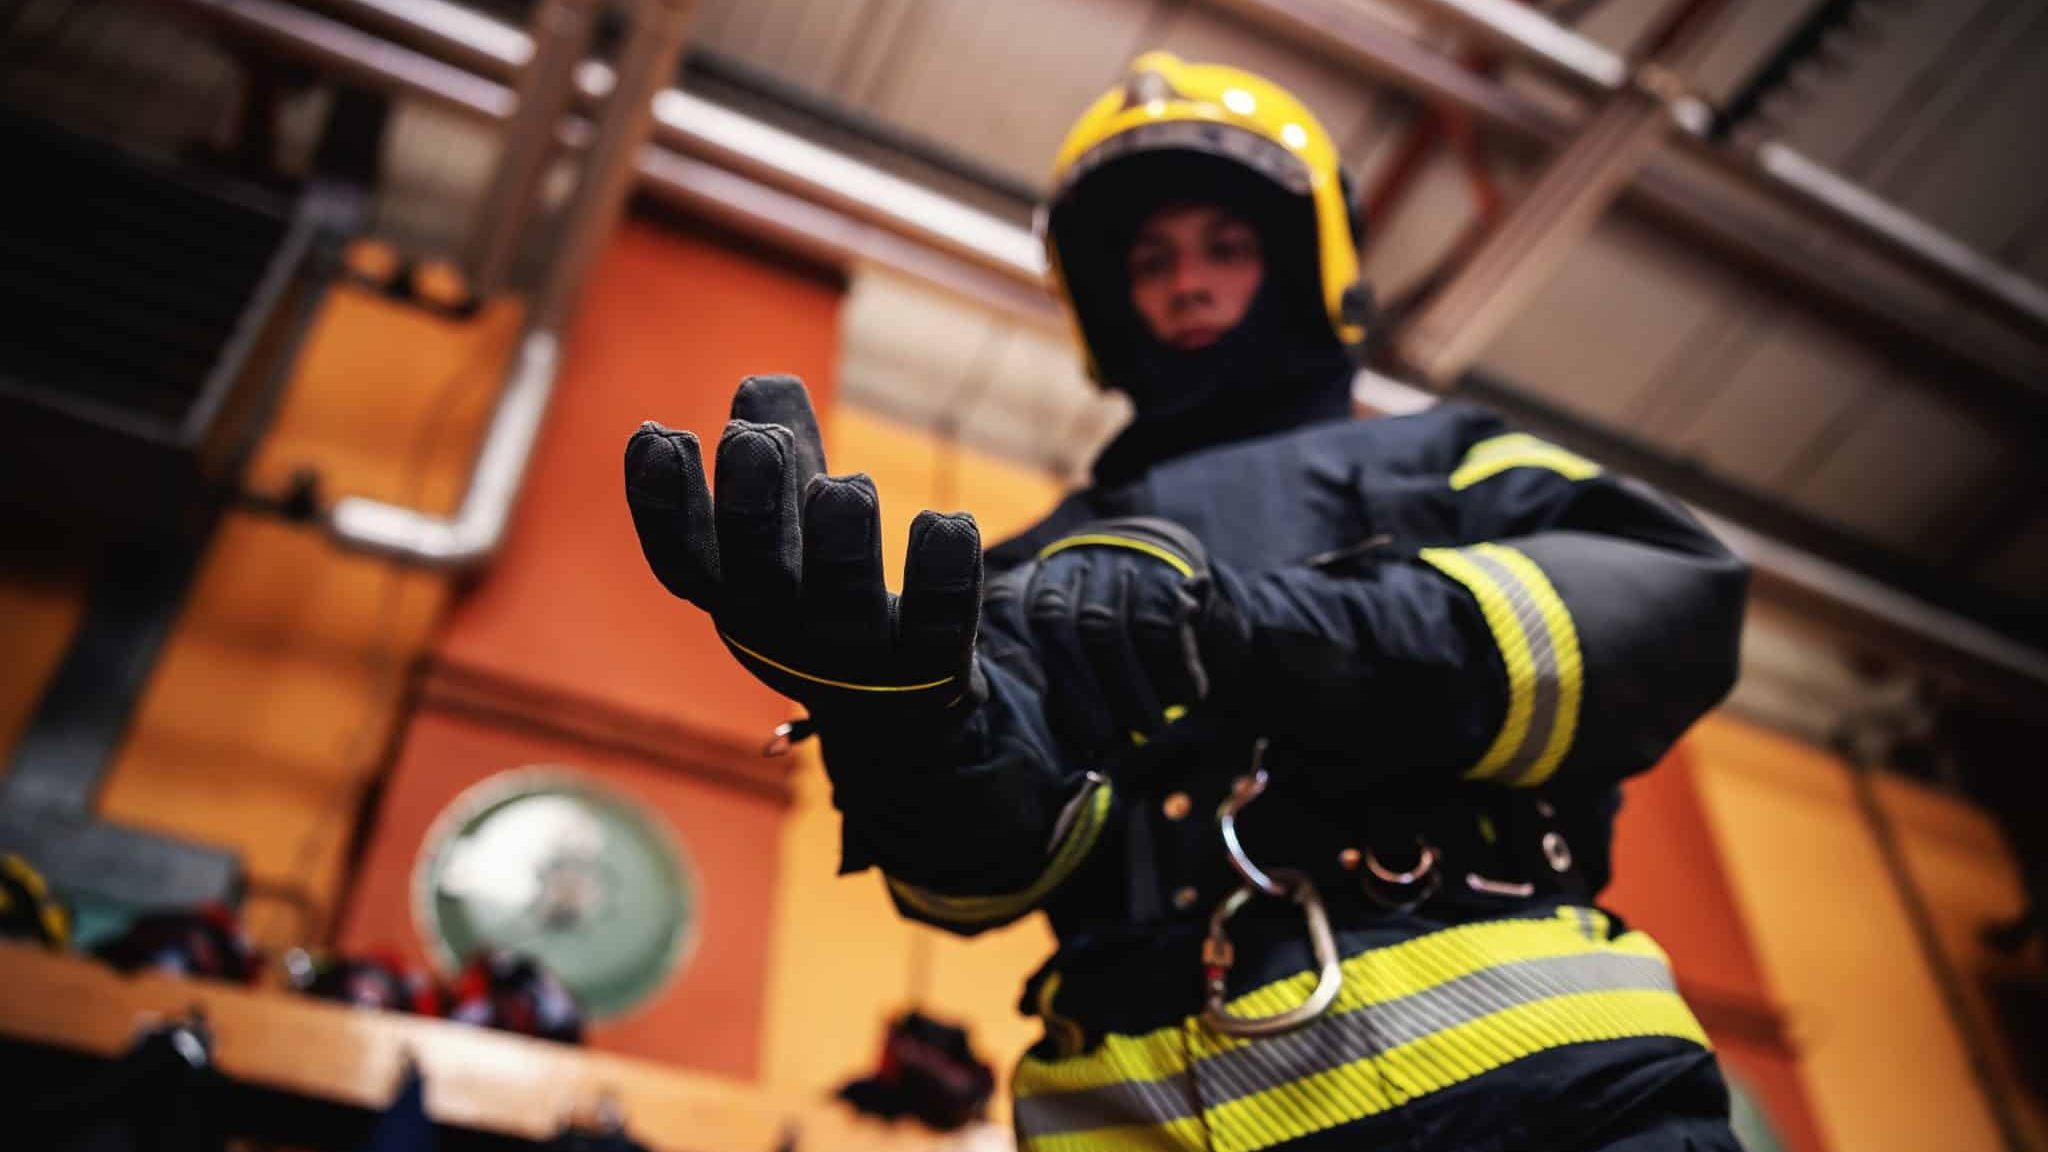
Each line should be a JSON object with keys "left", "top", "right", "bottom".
{"left": 624, "top": 375, "right": 985, "bottom": 729}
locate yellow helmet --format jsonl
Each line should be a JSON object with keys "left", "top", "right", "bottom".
{"left": 1040, "top": 52, "right": 1368, "bottom": 385}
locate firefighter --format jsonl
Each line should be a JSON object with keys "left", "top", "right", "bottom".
{"left": 626, "top": 51, "right": 1749, "bottom": 1152}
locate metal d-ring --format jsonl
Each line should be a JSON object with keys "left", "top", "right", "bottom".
{"left": 1362, "top": 839, "right": 1443, "bottom": 913}
{"left": 1201, "top": 867, "right": 1342, "bottom": 1038}
{"left": 1216, "top": 739, "right": 1286, "bottom": 897}
{"left": 1201, "top": 738, "right": 1342, "bottom": 1038}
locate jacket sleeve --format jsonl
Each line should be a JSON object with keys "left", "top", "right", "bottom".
{"left": 818, "top": 570, "right": 1112, "bottom": 936}
{"left": 1213, "top": 425, "right": 1749, "bottom": 796}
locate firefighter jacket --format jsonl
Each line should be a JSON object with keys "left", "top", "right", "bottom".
{"left": 818, "top": 401, "right": 1749, "bottom": 1152}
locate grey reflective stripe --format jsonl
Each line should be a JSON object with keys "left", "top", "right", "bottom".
{"left": 1016, "top": 950, "right": 1679, "bottom": 1140}
{"left": 1193, "top": 951, "right": 1675, "bottom": 1110}
{"left": 1463, "top": 548, "right": 1560, "bottom": 785}
{"left": 1015, "top": 1069, "right": 1200, "bottom": 1140}
{"left": 1574, "top": 906, "right": 1600, "bottom": 941}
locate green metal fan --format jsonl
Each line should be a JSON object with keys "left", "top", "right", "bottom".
{"left": 415, "top": 769, "right": 697, "bottom": 1020}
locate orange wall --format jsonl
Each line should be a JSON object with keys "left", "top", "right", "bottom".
{"left": 1690, "top": 714, "right": 2044, "bottom": 1152}
{"left": 1606, "top": 740, "right": 1826, "bottom": 1152}
{"left": 432, "top": 218, "right": 841, "bottom": 754}
{"left": 342, "top": 216, "right": 847, "bottom": 1075}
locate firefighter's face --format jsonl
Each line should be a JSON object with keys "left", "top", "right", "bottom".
{"left": 1126, "top": 201, "right": 1265, "bottom": 351}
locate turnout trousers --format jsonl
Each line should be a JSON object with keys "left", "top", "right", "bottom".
{"left": 1011, "top": 904, "right": 1743, "bottom": 1152}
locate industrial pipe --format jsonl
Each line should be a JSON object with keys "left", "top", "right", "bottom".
{"left": 325, "top": 0, "right": 696, "bottom": 569}
{"left": 326, "top": 330, "right": 558, "bottom": 565}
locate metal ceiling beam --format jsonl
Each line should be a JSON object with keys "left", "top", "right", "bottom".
{"left": 1398, "top": 80, "right": 1679, "bottom": 382}
{"left": 294, "top": 0, "right": 536, "bottom": 77}
{"left": 462, "top": 0, "right": 600, "bottom": 299}
{"left": 1198, "top": 0, "right": 2048, "bottom": 427}
{"left": 1379, "top": 0, "right": 2048, "bottom": 341}
{"left": 683, "top": 47, "right": 1047, "bottom": 210}
{"left": 1398, "top": 0, "right": 1734, "bottom": 383}
{"left": 163, "top": 0, "right": 516, "bottom": 119}
{"left": 649, "top": 90, "right": 1047, "bottom": 282}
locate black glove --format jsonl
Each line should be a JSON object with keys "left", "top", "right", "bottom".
{"left": 624, "top": 375, "right": 985, "bottom": 727}
{"left": 994, "top": 516, "right": 1248, "bottom": 757}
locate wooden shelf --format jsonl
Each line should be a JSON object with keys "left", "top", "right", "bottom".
{"left": 0, "top": 942, "right": 955, "bottom": 1151}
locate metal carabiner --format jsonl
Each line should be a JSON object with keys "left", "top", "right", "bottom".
{"left": 1217, "top": 739, "right": 1286, "bottom": 897}
{"left": 1201, "top": 738, "right": 1343, "bottom": 1038}
{"left": 1201, "top": 867, "right": 1342, "bottom": 1038}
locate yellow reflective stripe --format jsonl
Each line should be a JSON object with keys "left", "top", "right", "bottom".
{"left": 1038, "top": 533, "right": 1194, "bottom": 578}
{"left": 720, "top": 632, "right": 954, "bottom": 693}
{"left": 1485, "top": 546, "right": 1583, "bottom": 787}
{"left": 1020, "top": 910, "right": 1665, "bottom": 1075}
{"left": 1419, "top": 547, "right": 1536, "bottom": 782}
{"left": 1201, "top": 990, "right": 1707, "bottom": 1152}
{"left": 1417, "top": 544, "right": 1583, "bottom": 787}
{"left": 1193, "top": 909, "right": 1670, "bottom": 1060}
{"left": 1020, "top": 1117, "right": 1207, "bottom": 1152}
{"left": 888, "top": 780, "right": 1113, "bottom": 925}
{"left": 1450, "top": 432, "right": 1601, "bottom": 491}
{"left": 1015, "top": 909, "right": 1706, "bottom": 1151}
{"left": 1016, "top": 1015, "right": 1189, "bottom": 1098}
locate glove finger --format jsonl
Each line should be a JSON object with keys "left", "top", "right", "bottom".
{"left": 897, "top": 510, "right": 982, "bottom": 682}
{"left": 800, "top": 473, "right": 890, "bottom": 659}
{"left": 1130, "top": 568, "right": 1206, "bottom": 709}
{"left": 623, "top": 422, "right": 720, "bottom": 608}
{"left": 714, "top": 421, "right": 803, "bottom": 626}
{"left": 729, "top": 375, "right": 825, "bottom": 488}
{"left": 1078, "top": 562, "right": 1166, "bottom": 744}
{"left": 1030, "top": 562, "right": 1116, "bottom": 753}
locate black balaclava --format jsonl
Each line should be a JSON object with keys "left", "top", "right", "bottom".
{"left": 1054, "top": 151, "right": 1357, "bottom": 486}
{"left": 1092, "top": 272, "right": 1357, "bottom": 486}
